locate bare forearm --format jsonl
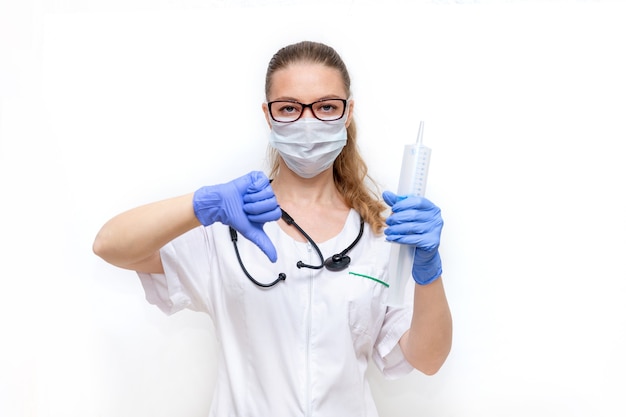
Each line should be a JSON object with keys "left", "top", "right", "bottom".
{"left": 400, "top": 277, "right": 453, "bottom": 375}
{"left": 92, "top": 193, "right": 200, "bottom": 269}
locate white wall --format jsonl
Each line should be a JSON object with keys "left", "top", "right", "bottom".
{"left": 2, "top": 1, "right": 625, "bottom": 416}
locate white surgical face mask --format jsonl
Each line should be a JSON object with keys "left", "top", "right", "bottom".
{"left": 268, "top": 113, "right": 348, "bottom": 179}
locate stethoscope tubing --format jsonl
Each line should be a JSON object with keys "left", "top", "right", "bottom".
{"left": 229, "top": 209, "right": 364, "bottom": 288}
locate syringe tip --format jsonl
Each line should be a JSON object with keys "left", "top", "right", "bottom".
{"left": 416, "top": 121, "right": 424, "bottom": 145}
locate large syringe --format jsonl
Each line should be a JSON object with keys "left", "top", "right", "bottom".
{"left": 387, "top": 121, "right": 431, "bottom": 306}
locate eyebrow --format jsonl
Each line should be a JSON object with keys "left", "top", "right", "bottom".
{"left": 270, "top": 95, "right": 345, "bottom": 102}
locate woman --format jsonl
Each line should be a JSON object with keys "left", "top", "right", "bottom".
{"left": 93, "top": 40, "right": 452, "bottom": 416}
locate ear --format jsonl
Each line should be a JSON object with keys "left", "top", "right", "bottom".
{"left": 262, "top": 102, "right": 272, "bottom": 129}
{"left": 345, "top": 99, "right": 355, "bottom": 128}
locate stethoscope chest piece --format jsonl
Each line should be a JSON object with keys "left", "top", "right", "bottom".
{"left": 323, "top": 254, "right": 351, "bottom": 272}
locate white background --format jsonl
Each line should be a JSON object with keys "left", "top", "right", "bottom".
{"left": 1, "top": 1, "right": 625, "bottom": 416}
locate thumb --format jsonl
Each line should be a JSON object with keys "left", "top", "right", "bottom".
{"left": 240, "top": 225, "right": 278, "bottom": 263}
{"left": 382, "top": 191, "right": 399, "bottom": 207}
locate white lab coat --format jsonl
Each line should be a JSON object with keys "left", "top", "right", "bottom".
{"left": 138, "top": 209, "right": 414, "bottom": 417}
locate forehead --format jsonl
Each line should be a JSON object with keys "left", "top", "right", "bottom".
{"left": 268, "top": 62, "right": 346, "bottom": 102}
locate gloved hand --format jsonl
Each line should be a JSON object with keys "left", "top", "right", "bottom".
{"left": 383, "top": 191, "right": 443, "bottom": 285}
{"left": 193, "top": 171, "right": 281, "bottom": 262}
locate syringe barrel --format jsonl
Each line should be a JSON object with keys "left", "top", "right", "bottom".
{"left": 397, "top": 144, "right": 431, "bottom": 196}
{"left": 387, "top": 143, "right": 431, "bottom": 307}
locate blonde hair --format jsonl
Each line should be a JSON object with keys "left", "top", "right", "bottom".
{"left": 265, "top": 41, "right": 386, "bottom": 234}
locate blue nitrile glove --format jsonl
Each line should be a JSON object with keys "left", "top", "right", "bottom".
{"left": 193, "top": 171, "right": 281, "bottom": 262}
{"left": 383, "top": 191, "right": 443, "bottom": 285}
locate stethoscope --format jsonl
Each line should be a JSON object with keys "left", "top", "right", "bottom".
{"left": 229, "top": 208, "right": 364, "bottom": 288}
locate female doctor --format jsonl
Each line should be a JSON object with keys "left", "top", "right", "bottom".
{"left": 93, "top": 41, "right": 452, "bottom": 416}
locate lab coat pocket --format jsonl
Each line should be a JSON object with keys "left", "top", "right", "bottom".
{"left": 346, "top": 269, "right": 388, "bottom": 355}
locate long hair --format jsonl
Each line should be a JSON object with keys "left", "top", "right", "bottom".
{"left": 265, "top": 41, "right": 386, "bottom": 234}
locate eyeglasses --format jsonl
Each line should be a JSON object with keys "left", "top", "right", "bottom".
{"left": 267, "top": 98, "right": 347, "bottom": 123}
